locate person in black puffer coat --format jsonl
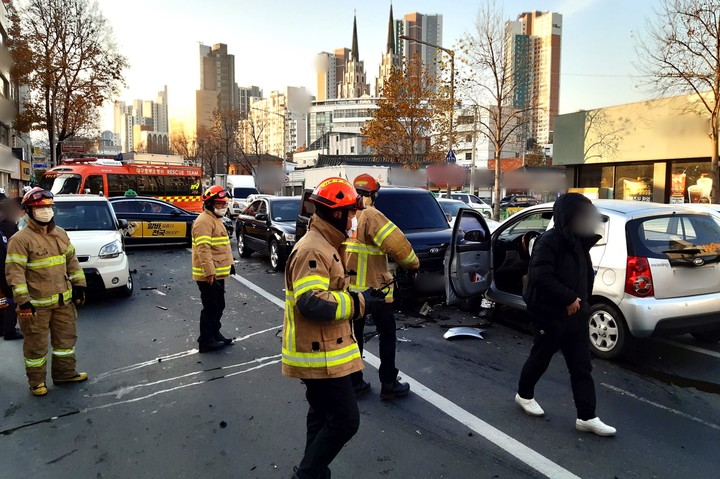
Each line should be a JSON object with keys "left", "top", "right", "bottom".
{"left": 515, "top": 193, "right": 616, "bottom": 437}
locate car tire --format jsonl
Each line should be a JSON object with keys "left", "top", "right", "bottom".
{"left": 120, "top": 271, "right": 134, "bottom": 297}
{"left": 238, "top": 233, "right": 253, "bottom": 258}
{"left": 588, "top": 302, "right": 630, "bottom": 360}
{"left": 269, "top": 239, "right": 285, "bottom": 271}
{"left": 691, "top": 328, "right": 720, "bottom": 343}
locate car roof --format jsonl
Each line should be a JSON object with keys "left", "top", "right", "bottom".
{"left": 437, "top": 198, "right": 465, "bottom": 203}
{"left": 54, "top": 194, "right": 110, "bottom": 202}
{"left": 524, "top": 199, "right": 718, "bottom": 218}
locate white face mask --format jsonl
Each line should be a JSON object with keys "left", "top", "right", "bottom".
{"left": 33, "top": 207, "right": 54, "bottom": 223}
{"left": 214, "top": 207, "right": 228, "bottom": 217}
{"left": 346, "top": 216, "right": 358, "bottom": 237}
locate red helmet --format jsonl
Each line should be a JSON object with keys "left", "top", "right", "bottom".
{"left": 310, "top": 177, "right": 364, "bottom": 210}
{"left": 202, "top": 185, "right": 229, "bottom": 202}
{"left": 353, "top": 174, "right": 380, "bottom": 194}
{"left": 22, "top": 187, "right": 54, "bottom": 208}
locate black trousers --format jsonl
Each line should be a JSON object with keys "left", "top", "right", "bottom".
{"left": 2, "top": 305, "right": 17, "bottom": 335}
{"left": 297, "top": 376, "right": 360, "bottom": 479}
{"left": 197, "top": 279, "right": 225, "bottom": 344}
{"left": 351, "top": 302, "right": 398, "bottom": 385}
{"left": 517, "top": 318, "right": 597, "bottom": 420}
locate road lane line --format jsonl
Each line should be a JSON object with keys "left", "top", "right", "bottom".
{"left": 601, "top": 383, "right": 720, "bottom": 431}
{"left": 653, "top": 339, "right": 720, "bottom": 360}
{"left": 91, "top": 325, "right": 281, "bottom": 383}
{"left": 231, "top": 273, "right": 581, "bottom": 479}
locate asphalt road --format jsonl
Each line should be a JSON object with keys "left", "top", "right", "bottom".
{"left": 0, "top": 244, "right": 718, "bottom": 479}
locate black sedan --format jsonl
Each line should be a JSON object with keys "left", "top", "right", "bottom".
{"left": 236, "top": 196, "right": 301, "bottom": 271}
{"left": 109, "top": 197, "right": 233, "bottom": 245}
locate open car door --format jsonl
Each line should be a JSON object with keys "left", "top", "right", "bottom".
{"left": 445, "top": 208, "right": 492, "bottom": 305}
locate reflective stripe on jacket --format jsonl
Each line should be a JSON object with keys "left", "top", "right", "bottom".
{"left": 191, "top": 210, "right": 233, "bottom": 281}
{"left": 282, "top": 215, "right": 365, "bottom": 379}
{"left": 341, "top": 206, "right": 419, "bottom": 303}
{"left": 5, "top": 219, "right": 86, "bottom": 309}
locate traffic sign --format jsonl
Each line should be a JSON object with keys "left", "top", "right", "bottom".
{"left": 33, "top": 163, "right": 48, "bottom": 170}
{"left": 445, "top": 149, "right": 456, "bottom": 164}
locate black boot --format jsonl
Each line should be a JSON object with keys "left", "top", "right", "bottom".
{"left": 4, "top": 330, "right": 23, "bottom": 340}
{"left": 198, "top": 340, "right": 225, "bottom": 353}
{"left": 214, "top": 333, "right": 233, "bottom": 346}
{"left": 380, "top": 379, "right": 410, "bottom": 400}
{"left": 353, "top": 379, "right": 371, "bottom": 398}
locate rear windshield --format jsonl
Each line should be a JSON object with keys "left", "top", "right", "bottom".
{"left": 54, "top": 201, "right": 116, "bottom": 231}
{"left": 271, "top": 199, "right": 301, "bottom": 222}
{"left": 439, "top": 201, "right": 464, "bottom": 216}
{"left": 375, "top": 191, "right": 449, "bottom": 230}
{"left": 627, "top": 214, "right": 720, "bottom": 259}
{"left": 233, "top": 187, "right": 258, "bottom": 198}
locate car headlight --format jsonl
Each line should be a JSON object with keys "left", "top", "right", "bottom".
{"left": 99, "top": 240, "right": 123, "bottom": 259}
{"left": 283, "top": 232, "right": 296, "bottom": 242}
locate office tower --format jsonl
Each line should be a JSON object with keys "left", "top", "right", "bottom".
{"left": 396, "top": 12, "right": 443, "bottom": 80}
{"left": 196, "top": 43, "right": 239, "bottom": 130}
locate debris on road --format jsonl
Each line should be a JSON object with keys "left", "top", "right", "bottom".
{"left": 140, "top": 287, "right": 157, "bottom": 291}
{"left": 443, "top": 327, "right": 486, "bottom": 340}
{"left": 219, "top": 421, "right": 227, "bottom": 428}
{"left": 156, "top": 305, "right": 168, "bottom": 311}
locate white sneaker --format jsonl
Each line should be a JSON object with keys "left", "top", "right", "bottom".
{"left": 576, "top": 417, "right": 616, "bottom": 437}
{"left": 515, "top": 393, "right": 545, "bottom": 417}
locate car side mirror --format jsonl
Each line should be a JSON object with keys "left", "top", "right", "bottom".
{"left": 117, "top": 219, "right": 129, "bottom": 230}
{"left": 255, "top": 213, "right": 269, "bottom": 222}
{"left": 464, "top": 229, "right": 486, "bottom": 242}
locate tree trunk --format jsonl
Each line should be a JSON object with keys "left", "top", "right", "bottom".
{"left": 712, "top": 130, "right": 719, "bottom": 204}
{"left": 492, "top": 145, "right": 501, "bottom": 221}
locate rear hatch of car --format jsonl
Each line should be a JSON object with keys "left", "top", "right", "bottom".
{"left": 626, "top": 213, "right": 720, "bottom": 299}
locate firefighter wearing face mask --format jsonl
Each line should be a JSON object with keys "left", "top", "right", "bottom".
{"left": 191, "top": 185, "right": 235, "bottom": 353}
{"left": 5, "top": 188, "right": 88, "bottom": 397}
{"left": 341, "top": 174, "right": 420, "bottom": 400}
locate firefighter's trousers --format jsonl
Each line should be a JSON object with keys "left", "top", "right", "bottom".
{"left": 18, "top": 304, "right": 79, "bottom": 387}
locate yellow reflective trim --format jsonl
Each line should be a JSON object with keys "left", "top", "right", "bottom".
{"left": 66, "top": 245, "right": 75, "bottom": 254}
{"left": 342, "top": 242, "right": 384, "bottom": 255}
{"left": 52, "top": 348, "right": 75, "bottom": 357}
{"left": 26, "top": 255, "right": 66, "bottom": 270}
{"left": 373, "top": 221, "right": 397, "bottom": 247}
{"left": 6, "top": 254, "right": 28, "bottom": 264}
{"left": 193, "top": 239, "right": 212, "bottom": 246}
{"left": 356, "top": 252, "right": 367, "bottom": 288}
{"left": 13, "top": 284, "right": 29, "bottom": 294}
{"left": 68, "top": 270, "right": 85, "bottom": 281}
{"left": 330, "top": 291, "right": 352, "bottom": 321}
{"left": 399, "top": 250, "right": 417, "bottom": 266}
{"left": 281, "top": 344, "right": 361, "bottom": 368}
{"left": 285, "top": 297, "right": 296, "bottom": 351}
{"left": 30, "top": 289, "right": 72, "bottom": 307}
{"left": 292, "top": 275, "right": 330, "bottom": 298}
{"left": 24, "top": 356, "right": 47, "bottom": 368}
{"left": 349, "top": 284, "right": 367, "bottom": 292}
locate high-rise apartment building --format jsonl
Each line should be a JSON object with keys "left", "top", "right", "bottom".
{"left": 375, "top": 5, "right": 401, "bottom": 96}
{"left": 196, "top": 43, "right": 239, "bottom": 130}
{"left": 338, "top": 15, "right": 370, "bottom": 99}
{"left": 506, "top": 11, "right": 562, "bottom": 145}
{"left": 237, "top": 85, "right": 263, "bottom": 117}
{"left": 246, "top": 87, "right": 311, "bottom": 159}
{"left": 396, "top": 12, "right": 443, "bottom": 81}
{"left": 113, "top": 85, "right": 170, "bottom": 154}
{"left": 315, "top": 49, "right": 351, "bottom": 102}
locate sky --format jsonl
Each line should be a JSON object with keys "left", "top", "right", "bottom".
{"left": 97, "top": 0, "right": 656, "bottom": 135}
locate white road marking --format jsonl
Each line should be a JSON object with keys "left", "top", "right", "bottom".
{"left": 601, "top": 383, "right": 720, "bottom": 431}
{"left": 91, "top": 325, "right": 281, "bottom": 383}
{"left": 231, "top": 273, "right": 581, "bottom": 479}
{"left": 654, "top": 338, "right": 720, "bottom": 360}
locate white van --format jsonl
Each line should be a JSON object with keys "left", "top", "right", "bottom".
{"left": 227, "top": 175, "right": 259, "bottom": 217}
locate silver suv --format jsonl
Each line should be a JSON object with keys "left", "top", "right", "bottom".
{"left": 445, "top": 200, "right": 720, "bottom": 359}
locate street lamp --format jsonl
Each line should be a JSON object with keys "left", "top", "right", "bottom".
{"left": 399, "top": 35, "right": 455, "bottom": 196}
{"left": 251, "top": 106, "right": 288, "bottom": 196}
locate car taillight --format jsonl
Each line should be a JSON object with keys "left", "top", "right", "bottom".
{"left": 625, "top": 256, "right": 654, "bottom": 297}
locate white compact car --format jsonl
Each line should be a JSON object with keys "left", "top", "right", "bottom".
{"left": 445, "top": 200, "right": 720, "bottom": 359}
{"left": 438, "top": 192, "right": 493, "bottom": 219}
{"left": 52, "top": 195, "right": 133, "bottom": 297}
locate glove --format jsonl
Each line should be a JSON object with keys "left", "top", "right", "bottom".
{"left": 230, "top": 264, "right": 236, "bottom": 275}
{"left": 72, "top": 286, "right": 86, "bottom": 307}
{"left": 360, "top": 288, "right": 387, "bottom": 316}
{"left": 18, "top": 302, "right": 35, "bottom": 321}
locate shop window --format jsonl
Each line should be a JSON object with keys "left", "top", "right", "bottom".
{"left": 670, "top": 161, "right": 712, "bottom": 204}
{"left": 578, "top": 165, "right": 614, "bottom": 199}
{"left": 615, "top": 164, "right": 654, "bottom": 202}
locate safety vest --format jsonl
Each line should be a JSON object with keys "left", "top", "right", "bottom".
{"left": 191, "top": 210, "right": 233, "bottom": 281}
{"left": 5, "top": 219, "right": 86, "bottom": 309}
{"left": 282, "top": 215, "right": 364, "bottom": 380}
{"left": 341, "top": 206, "right": 419, "bottom": 303}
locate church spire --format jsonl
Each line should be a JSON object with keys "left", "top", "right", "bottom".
{"left": 351, "top": 12, "right": 359, "bottom": 62}
{"left": 386, "top": 4, "right": 395, "bottom": 54}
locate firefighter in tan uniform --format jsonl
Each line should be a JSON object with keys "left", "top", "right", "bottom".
{"left": 5, "top": 188, "right": 88, "bottom": 397}
{"left": 191, "top": 185, "right": 235, "bottom": 353}
{"left": 342, "top": 174, "right": 420, "bottom": 400}
{"left": 284, "top": 177, "right": 385, "bottom": 479}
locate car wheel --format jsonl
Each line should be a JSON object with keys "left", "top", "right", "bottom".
{"left": 120, "top": 271, "right": 134, "bottom": 297}
{"left": 238, "top": 233, "right": 253, "bottom": 258}
{"left": 269, "top": 239, "right": 285, "bottom": 271}
{"left": 691, "top": 328, "right": 720, "bottom": 343}
{"left": 588, "top": 302, "right": 630, "bottom": 359}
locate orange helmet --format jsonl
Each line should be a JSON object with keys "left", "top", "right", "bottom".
{"left": 310, "top": 177, "right": 364, "bottom": 210}
{"left": 353, "top": 174, "right": 380, "bottom": 194}
{"left": 22, "top": 187, "right": 54, "bottom": 208}
{"left": 202, "top": 185, "right": 229, "bottom": 202}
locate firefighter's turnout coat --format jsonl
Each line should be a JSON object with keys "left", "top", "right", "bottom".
{"left": 282, "top": 215, "right": 365, "bottom": 379}
{"left": 191, "top": 210, "right": 233, "bottom": 281}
